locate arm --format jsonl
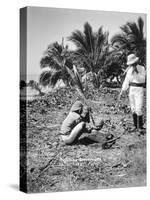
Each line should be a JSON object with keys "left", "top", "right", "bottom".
{"left": 136, "top": 66, "right": 146, "bottom": 83}
{"left": 121, "top": 67, "right": 132, "bottom": 92}
{"left": 116, "top": 67, "right": 132, "bottom": 107}
{"left": 81, "top": 106, "right": 93, "bottom": 123}
{"left": 81, "top": 111, "right": 90, "bottom": 123}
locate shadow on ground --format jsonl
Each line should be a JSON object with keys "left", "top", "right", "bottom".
{"left": 9, "top": 184, "right": 19, "bottom": 191}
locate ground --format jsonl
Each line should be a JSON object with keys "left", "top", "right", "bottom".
{"left": 20, "top": 87, "right": 146, "bottom": 193}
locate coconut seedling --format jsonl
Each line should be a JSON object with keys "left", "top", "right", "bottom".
{"left": 65, "top": 64, "right": 96, "bottom": 127}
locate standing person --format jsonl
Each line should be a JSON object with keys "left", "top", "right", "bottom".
{"left": 117, "top": 54, "right": 146, "bottom": 133}
{"left": 60, "top": 100, "right": 103, "bottom": 145}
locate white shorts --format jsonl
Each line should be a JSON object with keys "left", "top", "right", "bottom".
{"left": 129, "top": 86, "right": 144, "bottom": 115}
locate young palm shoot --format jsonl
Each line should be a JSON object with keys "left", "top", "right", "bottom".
{"left": 66, "top": 64, "right": 96, "bottom": 126}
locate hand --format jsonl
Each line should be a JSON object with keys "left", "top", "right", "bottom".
{"left": 93, "top": 120, "right": 104, "bottom": 130}
{"left": 83, "top": 106, "right": 92, "bottom": 116}
{"left": 87, "top": 106, "right": 92, "bottom": 113}
{"left": 87, "top": 126, "right": 92, "bottom": 133}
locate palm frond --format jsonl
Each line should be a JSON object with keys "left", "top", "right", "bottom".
{"left": 40, "top": 56, "right": 53, "bottom": 68}
{"left": 84, "top": 22, "right": 95, "bottom": 55}
{"left": 73, "top": 65, "right": 84, "bottom": 94}
{"left": 95, "top": 27, "right": 104, "bottom": 52}
{"left": 138, "top": 17, "right": 144, "bottom": 38}
{"left": 68, "top": 30, "right": 87, "bottom": 52}
{"left": 120, "top": 24, "right": 131, "bottom": 34}
{"left": 39, "top": 70, "right": 52, "bottom": 87}
{"left": 126, "top": 22, "right": 141, "bottom": 41}
{"left": 94, "top": 29, "right": 108, "bottom": 67}
{"left": 47, "top": 42, "right": 63, "bottom": 55}
{"left": 111, "top": 34, "right": 127, "bottom": 46}
{"left": 73, "top": 49, "right": 92, "bottom": 72}
{"left": 50, "top": 70, "right": 62, "bottom": 87}
{"left": 96, "top": 27, "right": 106, "bottom": 47}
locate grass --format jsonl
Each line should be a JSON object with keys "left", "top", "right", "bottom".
{"left": 20, "top": 86, "right": 146, "bottom": 193}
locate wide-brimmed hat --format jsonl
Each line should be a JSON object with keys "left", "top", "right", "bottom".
{"left": 70, "top": 101, "right": 83, "bottom": 112}
{"left": 127, "top": 54, "right": 139, "bottom": 65}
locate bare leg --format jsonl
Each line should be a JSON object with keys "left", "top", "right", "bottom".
{"left": 61, "top": 122, "right": 85, "bottom": 145}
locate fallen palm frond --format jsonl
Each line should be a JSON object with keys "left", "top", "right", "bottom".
{"left": 32, "top": 151, "right": 61, "bottom": 182}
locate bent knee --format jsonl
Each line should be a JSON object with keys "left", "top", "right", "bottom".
{"left": 79, "top": 121, "right": 86, "bottom": 128}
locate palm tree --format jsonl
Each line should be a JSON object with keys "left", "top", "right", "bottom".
{"left": 111, "top": 17, "right": 146, "bottom": 66}
{"left": 39, "top": 39, "right": 73, "bottom": 88}
{"left": 68, "top": 22, "right": 109, "bottom": 88}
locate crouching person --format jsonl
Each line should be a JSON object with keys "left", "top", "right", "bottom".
{"left": 60, "top": 101, "right": 94, "bottom": 145}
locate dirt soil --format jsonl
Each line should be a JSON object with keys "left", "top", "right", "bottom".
{"left": 20, "top": 87, "right": 146, "bottom": 193}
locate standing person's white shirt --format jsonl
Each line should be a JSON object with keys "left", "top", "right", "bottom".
{"left": 122, "top": 64, "right": 146, "bottom": 92}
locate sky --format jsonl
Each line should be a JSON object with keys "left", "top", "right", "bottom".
{"left": 25, "top": 6, "right": 146, "bottom": 81}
